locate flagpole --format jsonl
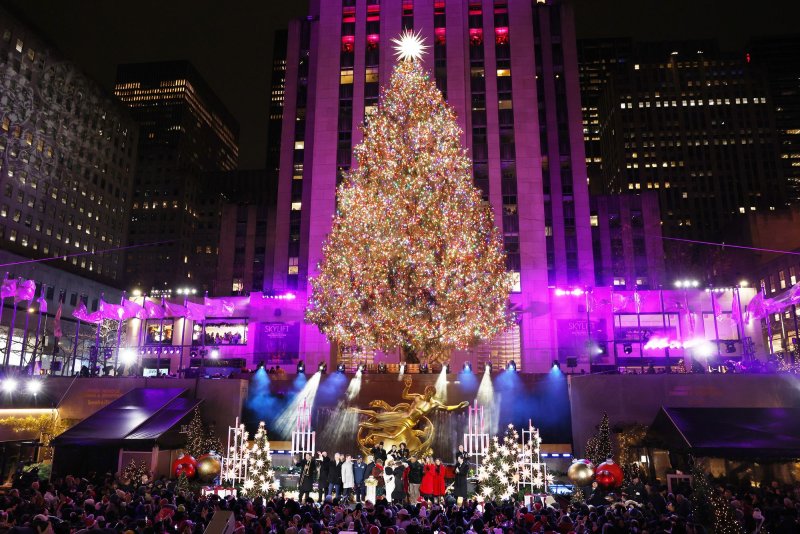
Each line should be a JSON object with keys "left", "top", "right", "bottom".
{"left": 18, "top": 291, "right": 35, "bottom": 374}
{"left": 585, "top": 286, "right": 592, "bottom": 372}
{"left": 55, "top": 291, "right": 65, "bottom": 376}
{"left": 114, "top": 291, "right": 126, "bottom": 373}
{"left": 712, "top": 290, "right": 721, "bottom": 360}
{"left": 157, "top": 298, "right": 166, "bottom": 377}
{"left": 3, "top": 277, "right": 22, "bottom": 369}
{"left": 201, "top": 291, "right": 208, "bottom": 378}
{"left": 178, "top": 296, "right": 188, "bottom": 377}
{"left": 93, "top": 293, "right": 103, "bottom": 377}
{"left": 0, "top": 272, "right": 8, "bottom": 371}
{"left": 761, "top": 280, "right": 774, "bottom": 355}
{"left": 71, "top": 295, "right": 84, "bottom": 376}
{"left": 792, "top": 304, "right": 799, "bottom": 365}
{"left": 659, "top": 286, "right": 670, "bottom": 371}
{"left": 19, "top": 288, "right": 36, "bottom": 375}
{"left": 30, "top": 284, "right": 47, "bottom": 376}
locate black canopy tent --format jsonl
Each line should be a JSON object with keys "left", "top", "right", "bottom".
{"left": 52, "top": 388, "right": 201, "bottom": 476}
{"left": 647, "top": 406, "right": 800, "bottom": 460}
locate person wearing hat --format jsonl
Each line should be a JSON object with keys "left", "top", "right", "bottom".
{"left": 353, "top": 456, "right": 367, "bottom": 503}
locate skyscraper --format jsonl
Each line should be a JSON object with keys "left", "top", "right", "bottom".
{"left": 749, "top": 36, "right": 800, "bottom": 204}
{"left": 0, "top": 5, "right": 137, "bottom": 285}
{"left": 590, "top": 41, "right": 787, "bottom": 245}
{"left": 270, "top": 0, "right": 594, "bottom": 371}
{"left": 114, "top": 61, "right": 239, "bottom": 295}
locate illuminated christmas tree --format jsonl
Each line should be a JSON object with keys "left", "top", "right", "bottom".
{"left": 241, "top": 422, "right": 278, "bottom": 498}
{"left": 585, "top": 413, "right": 612, "bottom": 466}
{"left": 306, "top": 31, "right": 511, "bottom": 362}
{"left": 476, "top": 424, "right": 550, "bottom": 501}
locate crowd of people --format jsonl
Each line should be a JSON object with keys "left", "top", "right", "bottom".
{"left": 1, "top": 464, "right": 799, "bottom": 534}
{"left": 294, "top": 443, "right": 470, "bottom": 504}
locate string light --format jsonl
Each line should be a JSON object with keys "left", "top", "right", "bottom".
{"left": 307, "top": 40, "right": 511, "bottom": 360}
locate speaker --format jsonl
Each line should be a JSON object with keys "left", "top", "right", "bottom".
{"left": 50, "top": 360, "right": 62, "bottom": 372}
{"left": 566, "top": 357, "right": 578, "bottom": 368}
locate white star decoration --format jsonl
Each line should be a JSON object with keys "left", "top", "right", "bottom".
{"left": 392, "top": 30, "right": 428, "bottom": 62}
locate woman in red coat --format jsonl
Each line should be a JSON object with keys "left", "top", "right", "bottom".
{"left": 419, "top": 456, "right": 435, "bottom": 500}
{"left": 432, "top": 458, "right": 447, "bottom": 501}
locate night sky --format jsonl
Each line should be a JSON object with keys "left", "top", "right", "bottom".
{"left": 7, "top": 0, "right": 798, "bottom": 169}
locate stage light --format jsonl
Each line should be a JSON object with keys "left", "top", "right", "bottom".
{"left": 444, "top": 362, "right": 451, "bottom": 374}
{"left": 119, "top": 349, "right": 136, "bottom": 366}
{"left": 484, "top": 362, "right": 492, "bottom": 373}
{"left": 357, "top": 363, "right": 366, "bottom": 373}
{"left": 739, "top": 280, "right": 749, "bottom": 287}
{"left": 552, "top": 360, "right": 561, "bottom": 370}
{"left": 399, "top": 362, "right": 406, "bottom": 374}
{"left": 463, "top": 361, "right": 472, "bottom": 373}
{"left": 506, "top": 361, "right": 516, "bottom": 372}
{"left": 420, "top": 362, "right": 429, "bottom": 373}
{"left": 337, "top": 363, "right": 346, "bottom": 373}
{"left": 378, "top": 362, "right": 387, "bottom": 373}
{"left": 210, "top": 349, "right": 220, "bottom": 359}
{"left": 318, "top": 362, "right": 327, "bottom": 374}
{"left": 26, "top": 380, "right": 42, "bottom": 395}
{"left": 725, "top": 341, "right": 737, "bottom": 353}
{"left": 2, "top": 378, "right": 18, "bottom": 394}
{"left": 297, "top": 361, "right": 306, "bottom": 374}
{"left": 623, "top": 343, "right": 633, "bottom": 354}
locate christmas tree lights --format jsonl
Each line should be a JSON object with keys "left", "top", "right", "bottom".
{"left": 307, "top": 36, "right": 512, "bottom": 362}
{"left": 241, "top": 422, "right": 278, "bottom": 498}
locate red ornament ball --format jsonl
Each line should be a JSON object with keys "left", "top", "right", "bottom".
{"left": 172, "top": 454, "right": 198, "bottom": 479}
{"left": 595, "top": 460, "right": 624, "bottom": 488}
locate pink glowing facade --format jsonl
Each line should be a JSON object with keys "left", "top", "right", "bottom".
{"left": 270, "top": 0, "right": 596, "bottom": 371}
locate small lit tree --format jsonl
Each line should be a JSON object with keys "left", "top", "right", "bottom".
{"left": 585, "top": 413, "right": 612, "bottom": 466}
{"left": 184, "top": 407, "right": 207, "bottom": 458}
{"left": 241, "top": 422, "right": 278, "bottom": 498}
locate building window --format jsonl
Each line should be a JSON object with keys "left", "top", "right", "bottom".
{"left": 232, "top": 278, "right": 244, "bottom": 293}
{"left": 340, "top": 69, "right": 354, "bottom": 84}
{"left": 15, "top": 38, "right": 23, "bottom": 53}
{"left": 291, "top": 202, "right": 301, "bottom": 211}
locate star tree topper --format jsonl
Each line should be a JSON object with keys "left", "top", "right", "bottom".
{"left": 392, "top": 30, "right": 429, "bottom": 62}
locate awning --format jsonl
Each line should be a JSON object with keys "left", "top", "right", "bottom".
{"left": 647, "top": 407, "right": 800, "bottom": 460}
{"left": 52, "top": 388, "right": 200, "bottom": 449}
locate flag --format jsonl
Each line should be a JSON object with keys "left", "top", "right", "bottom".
{"left": 711, "top": 291, "right": 724, "bottom": 319}
{"left": 122, "top": 298, "right": 146, "bottom": 320}
{"left": 15, "top": 279, "right": 36, "bottom": 302}
{"left": 633, "top": 287, "right": 642, "bottom": 314}
{"left": 186, "top": 301, "right": 206, "bottom": 321}
{"left": 143, "top": 299, "right": 165, "bottom": 319}
{"left": 37, "top": 293, "right": 47, "bottom": 314}
{"left": 164, "top": 300, "right": 187, "bottom": 317}
{"left": 53, "top": 300, "right": 63, "bottom": 339}
{"left": 99, "top": 298, "right": 125, "bottom": 320}
{"left": 72, "top": 301, "right": 102, "bottom": 324}
{"left": 205, "top": 297, "right": 235, "bottom": 317}
{"left": 0, "top": 278, "right": 17, "bottom": 299}
{"left": 731, "top": 289, "right": 742, "bottom": 325}
{"left": 611, "top": 293, "right": 628, "bottom": 312}
{"left": 745, "top": 292, "right": 767, "bottom": 323}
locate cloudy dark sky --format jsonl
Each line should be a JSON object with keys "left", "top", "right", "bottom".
{"left": 6, "top": 0, "right": 798, "bottom": 168}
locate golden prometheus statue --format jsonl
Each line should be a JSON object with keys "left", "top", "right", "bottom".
{"left": 354, "top": 376, "right": 468, "bottom": 457}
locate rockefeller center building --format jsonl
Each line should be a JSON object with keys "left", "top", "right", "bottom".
{"left": 269, "top": 0, "right": 594, "bottom": 372}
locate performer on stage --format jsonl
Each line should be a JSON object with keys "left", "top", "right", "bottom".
{"left": 353, "top": 455, "right": 367, "bottom": 502}
{"left": 384, "top": 456, "right": 396, "bottom": 503}
{"left": 342, "top": 454, "right": 355, "bottom": 501}
{"left": 420, "top": 456, "right": 435, "bottom": 500}
{"left": 397, "top": 442, "right": 410, "bottom": 460}
{"left": 407, "top": 456, "right": 423, "bottom": 503}
{"left": 296, "top": 453, "right": 316, "bottom": 503}
{"left": 317, "top": 451, "right": 330, "bottom": 497}
{"left": 432, "top": 457, "right": 447, "bottom": 502}
{"left": 453, "top": 454, "right": 469, "bottom": 500}
{"left": 393, "top": 459, "right": 409, "bottom": 503}
{"left": 455, "top": 443, "right": 468, "bottom": 464}
{"left": 328, "top": 452, "right": 344, "bottom": 498}
{"left": 371, "top": 458, "right": 386, "bottom": 498}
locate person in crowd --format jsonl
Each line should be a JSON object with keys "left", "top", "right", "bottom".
{"left": 371, "top": 458, "right": 385, "bottom": 498}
